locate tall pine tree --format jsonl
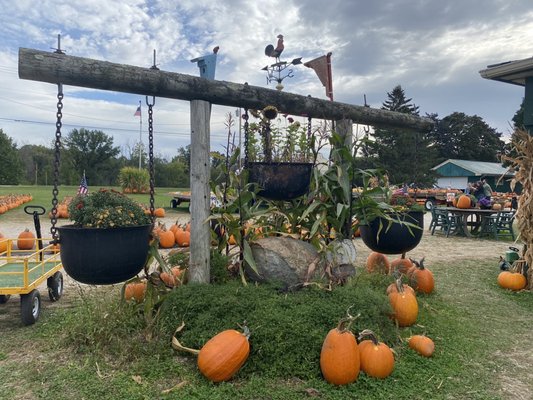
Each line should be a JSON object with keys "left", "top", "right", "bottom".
{"left": 367, "top": 85, "right": 437, "bottom": 187}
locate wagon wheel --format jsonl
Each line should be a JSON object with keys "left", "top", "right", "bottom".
{"left": 0, "top": 295, "right": 10, "bottom": 304}
{"left": 47, "top": 271, "right": 64, "bottom": 302}
{"left": 20, "top": 289, "right": 41, "bottom": 325}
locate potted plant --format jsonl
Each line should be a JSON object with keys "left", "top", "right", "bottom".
{"left": 356, "top": 188, "right": 426, "bottom": 255}
{"left": 244, "top": 106, "right": 314, "bottom": 200}
{"left": 59, "top": 189, "right": 152, "bottom": 285}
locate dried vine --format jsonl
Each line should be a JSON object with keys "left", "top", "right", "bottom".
{"left": 501, "top": 129, "right": 533, "bottom": 289}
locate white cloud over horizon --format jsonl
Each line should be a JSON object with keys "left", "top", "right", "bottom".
{"left": 0, "top": 0, "right": 531, "bottom": 159}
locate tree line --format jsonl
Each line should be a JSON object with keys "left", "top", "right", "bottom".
{"left": 0, "top": 85, "right": 524, "bottom": 188}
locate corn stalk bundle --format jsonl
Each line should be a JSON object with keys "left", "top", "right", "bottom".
{"left": 501, "top": 129, "right": 533, "bottom": 289}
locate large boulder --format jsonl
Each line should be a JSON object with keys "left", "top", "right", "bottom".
{"left": 247, "top": 237, "right": 357, "bottom": 288}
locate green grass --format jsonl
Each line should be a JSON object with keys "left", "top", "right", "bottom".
{"left": 0, "top": 259, "right": 531, "bottom": 399}
{"left": 0, "top": 185, "right": 190, "bottom": 222}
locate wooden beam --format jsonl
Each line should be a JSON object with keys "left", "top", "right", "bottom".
{"left": 18, "top": 48, "right": 433, "bottom": 131}
{"left": 189, "top": 100, "right": 211, "bottom": 283}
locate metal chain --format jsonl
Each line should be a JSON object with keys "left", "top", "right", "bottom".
{"left": 50, "top": 84, "right": 63, "bottom": 242}
{"left": 243, "top": 109, "right": 249, "bottom": 166}
{"left": 307, "top": 116, "right": 312, "bottom": 162}
{"left": 146, "top": 96, "right": 156, "bottom": 227}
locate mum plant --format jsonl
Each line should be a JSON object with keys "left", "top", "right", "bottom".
{"left": 68, "top": 189, "right": 150, "bottom": 228}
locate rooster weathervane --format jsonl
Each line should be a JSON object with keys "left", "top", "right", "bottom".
{"left": 262, "top": 34, "right": 302, "bottom": 91}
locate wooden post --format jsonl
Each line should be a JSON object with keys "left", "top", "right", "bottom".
{"left": 189, "top": 100, "right": 211, "bottom": 283}
{"left": 335, "top": 119, "right": 353, "bottom": 238}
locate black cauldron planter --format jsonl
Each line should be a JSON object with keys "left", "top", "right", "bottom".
{"left": 58, "top": 224, "right": 151, "bottom": 285}
{"left": 247, "top": 161, "right": 313, "bottom": 201}
{"left": 359, "top": 211, "right": 424, "bottom": 254}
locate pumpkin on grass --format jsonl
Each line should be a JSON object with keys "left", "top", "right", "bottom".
{"left": 123, "top": 280, "right": 147, "bottom": 302}
{"left": 366, "top": 252, "right": 390, "bottom": 274}
{"left": 388, "top": 277, "right": 418, "bottom": 327}
{"left": 172, "top": 322, "right": 250, "bottom": 382}
{"left": 408, "top": 257, "right": 435, "bottom": 294}
{"left": 408, "top": 335, "right": 435, "bottom": 357}
{"left": 390, "top": 254, "right": 413, "bottom": 274}
{"left": 320, "top": 311, "right": 360, "bottom": 385}
{"left": 17, "top": 228, "right": 35, "bottom": 250}
{"left": 497, "top": 271, "right": 527, "bottom": 291}
{"left": 357, "top": 329, "right": 395, "bottom": 378}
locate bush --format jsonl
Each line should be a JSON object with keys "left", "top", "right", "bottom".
{"left": 118, "top": 167, "right": 149, "bottom": 193}
{"left": 157, "top": 273, "right": 396, "bottom": 380}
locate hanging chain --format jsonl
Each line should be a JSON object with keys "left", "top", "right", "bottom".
{"left": 146, "top": 96, "right": 156, "bottom": 227}
{"left": 243, "top": 109, "right": 249, "bottom": 166}
{"left": 50, "top": 84, "right": 63, "bottom": 242}
{"left": 307, "top": 116, "right": 313, "bottom": 162}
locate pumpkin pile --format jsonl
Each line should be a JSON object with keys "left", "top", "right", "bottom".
{"left": 0, "top": 194, "right": 33, "bottom": 214}
{"left": 152, "top": 222, "right": 191, "bottom": 249}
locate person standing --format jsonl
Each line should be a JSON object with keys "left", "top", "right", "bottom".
{"left": 481, "top": 177, "right": 493, "bottom": 200}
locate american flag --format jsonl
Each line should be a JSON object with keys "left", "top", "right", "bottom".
{"left": 77, "top": 174, "right": 88, "bottom": 195}
{"left": 134, "top": 105, "right": 141, "bottom": 117}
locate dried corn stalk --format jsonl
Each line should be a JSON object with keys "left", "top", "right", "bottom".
{"left": 501, "top": 129, "right": 533, "bottom": 289}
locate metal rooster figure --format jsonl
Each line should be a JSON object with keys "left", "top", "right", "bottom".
{"left": 262, "top": 34, "right": 302, "bottom": 91}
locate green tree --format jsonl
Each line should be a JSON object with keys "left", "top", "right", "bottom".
{"left": 431, "top": 112, "right": 504, "bottom": 162}
{"left": 0, "top": 129, "right": 23, "bottom": 184}
{"left": 174, "top": 145, "right": 191, "bottom": 174}
{"left": 366, "top": 85, "right": 438, "bottom": 186}
{"left": 18, "top": 144, "right": 54, "bottom": 185}
{"left": 63, "top": 128, "right": 120, "bottom": 186}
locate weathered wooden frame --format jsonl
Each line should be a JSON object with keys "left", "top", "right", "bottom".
{"left": 18, "top": 48, "right": 434, "bottom": 283}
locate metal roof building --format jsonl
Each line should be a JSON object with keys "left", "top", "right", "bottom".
{"left": 431, "top": 159, "right": 517, "bottom": 193}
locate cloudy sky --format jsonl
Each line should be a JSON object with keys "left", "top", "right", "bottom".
{"left": 1, "top": 0, "right": 532, "bottom": 160}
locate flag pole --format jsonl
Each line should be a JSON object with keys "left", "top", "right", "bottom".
{"left": 138, "top": 100, "right": 142, "bottom": 169}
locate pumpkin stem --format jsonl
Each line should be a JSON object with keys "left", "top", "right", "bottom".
{"left": 171, "top": 322, "right": 200, "bottom": 355}
{"left": 395, "top": 276, "right": 404, "bottom": 293}
{"left": 401, "top": 252, "right": 406, "bottom": 259}
{"left": 238, "top": 321, "right": 251, "bottom": 339}
{"left": 336, "top": 307, "right": 361, "bottom": 332}
{"left": 357, "top": 329, "right": 379, "bottom": 345}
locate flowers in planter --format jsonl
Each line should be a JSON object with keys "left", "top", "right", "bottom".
{"left": 67, "top": 189, "right": 150, "bottom": 228}
{"left": 245, "top": 106, "right": 313, "bottom": 164}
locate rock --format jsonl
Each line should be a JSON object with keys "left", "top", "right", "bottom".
{"left": 247, "top": 237, "right": 324, "bottom": 287}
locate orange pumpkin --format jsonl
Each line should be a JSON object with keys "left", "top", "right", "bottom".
{"left": 358, "top": 329, "right": 395, "bottom": 378}
{"left": 497, "top": 271, "right": 527, "bottom": 291}
{"left": 175, "top": 230, "right": 191, "bottom": 247}
{"left": 492, "top": 203, "right": 502, "bottom": 211}
{"left": 197, "top": 327, "right": 250, "bottom": 382}
{"left": 390, "top": 256, "right": 413, "bottom": 275}
{"left": 408, "top": 335, "right": 435, "bottom": 357}
{"left": 17, "top": 228, "right": 35, "bottom": 250}
{"left": 158, "top": 229, "right": 175, "bottom": 249}
{"left": 154, "top": 207, "right": 166, "bottom": 218}
{"left": 386, "top": 281, "right": 415, "bottom": 296}
{"left": 160, "top": 271, "right": 177, "bottom": 287}
{"left": 124, "top": 281, "right": 147, "bottom": 302}
{"left": 408, "top": 258, "right": 435, "bottom": 294}
{"left": 0, "top": 232, "right": 8, "bottom": 254}
{"left": 366, "top": 252, "right": 390, "bottom": 274}
{"left": 388, "top": 278, "right": 418, "bottom": 327}
{"left": 320, "top": 316, "right": 360, "bottom": 385}
{"left": 456, "top": 194, "right": 472, "bottom": 209}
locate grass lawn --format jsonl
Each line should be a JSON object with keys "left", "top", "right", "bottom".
{"left": 0, "top": 185, "right": 190, "bottom": 220}
{"left": 0, "top": 256, "right": 531, "bottom": 399}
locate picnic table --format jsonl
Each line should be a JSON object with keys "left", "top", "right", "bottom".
{"left": 440, "top": 207, "right": 499, "bottom": 237}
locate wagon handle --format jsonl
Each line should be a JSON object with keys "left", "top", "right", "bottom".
{"left": 24, "top": 205, "right": 46, "bottom": 260}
